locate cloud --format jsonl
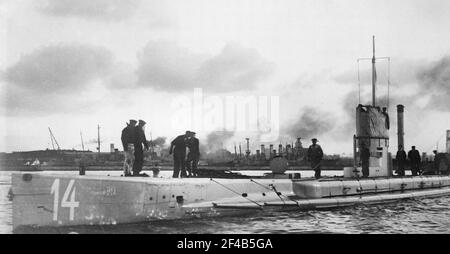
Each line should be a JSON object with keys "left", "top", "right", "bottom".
{"left": 335, "top": 55, "right": 450, "bottom": 113}
{"left": 136, "top": 42, "right": 273, "bottom": 92}
{"left": 1, "top": 84, "right": 102, "bottom": 116}
{"left": 196, "top": 44, "right": 274, "bottom": 92}
{"left": 417, "top": 56, "right": 450, "bottom": 111}
{"left": 105, "top": 63, "right": 138, "bottom": 90}
{"left": 37, "top": 0, "right": 141, "bottom": 21}
{"left": 1, "top": 44, "right": 119, "bottom": 115}
{"left": 136, "top": 41, "right": 204, "bottom": 91}
{"left": 4, "top": 44, "right": 114, "bottom": 94}
{"left": 334, "top": 58, "right": 425, "bottom": 88}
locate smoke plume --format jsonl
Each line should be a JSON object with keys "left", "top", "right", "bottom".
{"left": 149, "top": 136, "right": 166, "bottom": 147}
{"left": 204, "top": 130, "right": 235, "bottom": 153}
{"left": 417, "top": 56, "right": 450, "bottom": 111}
{"left": 283, "top": 107, "right": 335, "bottom": 140}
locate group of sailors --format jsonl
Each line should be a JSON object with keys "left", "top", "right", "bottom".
{"left": 169, "top": 131, "right": 200, "bottom": 178}
{"left": 121, "top": 119, "right": 149, "bottom": 176}
{"left": 120, "top": 132, "right": 326, "bottom": 179}
{"left": 121, "top": 119, "right": 200, "bottom": 178}
{"left": 121, "top": 120, "right": 443, "bottom": 179}
{"left": 362, "top": 144, "right": 441, "bottom": 177}
{"left": 395, "top": 145, "right": 445, "bottom": 176}
{"left": 395, "top": 145, "right": 423, "bottom": 176}
{"left": 307, "top": 139, "right": 443, "bottom": 179}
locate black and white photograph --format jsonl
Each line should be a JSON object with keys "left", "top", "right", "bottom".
{"left": 1, "top": 0, "right": 450, "bottom": 238}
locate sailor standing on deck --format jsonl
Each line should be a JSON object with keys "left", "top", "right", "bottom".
{"left": 432, "top": 150, "right": 439, "bottom": 175}
{"left": 396, "top": 145, "right": 407, "bottom": 176}
{"left": 408, "top": 146, "right": 421, "bottom": 176}
{"left": 133, "top": 120, "right": 149, "bottom": 176}
{"left": 360, "top": 143, "right": 370, "bottom": 178}
{"left": 307, "top": 138, "right": 323, "bottom": 179}
{"left": 186, "top": 131, "right": 200, "bottom": 177}
{"left": 121, "top": 120, "right": 137, "bottom": 176}
{"left": 170, "top": 131, "right": 189, "bottom": 178}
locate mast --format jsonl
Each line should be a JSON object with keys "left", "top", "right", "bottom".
{"left": 97, "top": 124, "right": 100, "bottom": 153}
{"left": 372, "top": 35, "right": 376, "bottom": 106}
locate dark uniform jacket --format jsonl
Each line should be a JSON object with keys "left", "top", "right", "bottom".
{"left": 121, "top": 125, "right": 136, "bottom": 151}
{"left": 307, "top": 144, "right": 323, "bottom": 162}
{"left": 187, "top": 138, "right": 200, "bottom": 157}
{"left": 134, "top": 126, "right": 149, "bottom": 150}
{"left": 408, "top": 150, "right": 421, "bottom": 163}
{"left": 396, "top": 150, "right": 407, "bottom": 162}
{"left": 360, "top": 147, "right": 370, "bottom": 163}
{"left": 171, "top": 135, "right": 187, "bottom": 154}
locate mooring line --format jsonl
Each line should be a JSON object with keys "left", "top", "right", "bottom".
{"left": 209, "top": 178, "right": 263, "bottom": 208}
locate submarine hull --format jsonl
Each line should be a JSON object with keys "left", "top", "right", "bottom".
{"left": 10, "top": 172, "right": 450, "bottom": 231}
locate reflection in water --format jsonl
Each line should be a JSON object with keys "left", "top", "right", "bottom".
{"left": 2, "top": 171, "right": 450, "bottom": 234}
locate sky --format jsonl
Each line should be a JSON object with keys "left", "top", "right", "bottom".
{"left": 1, "top": 0, "right": 450, "bottom": 155}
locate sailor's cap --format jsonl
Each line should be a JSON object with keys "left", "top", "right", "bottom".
{"left": 129, "top": 119, "right": 137, "bottom": 124}
{"left": 138, "top": 119, "right": 146, "bottom": 125}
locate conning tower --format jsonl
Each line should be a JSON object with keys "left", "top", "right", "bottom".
{"left": 347, "top": 36, "right": 392, "bottom": 177}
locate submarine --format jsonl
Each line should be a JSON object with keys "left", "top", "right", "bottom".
{"left": 9, "top": 37, "right": 450, "bottom": 231}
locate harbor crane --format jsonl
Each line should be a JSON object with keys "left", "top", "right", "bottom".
{"left": 80, "top": 131, "right": 85, "bottom": 151}
{"left": 48, "top": 127, "right": 60, "bottom": 150}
